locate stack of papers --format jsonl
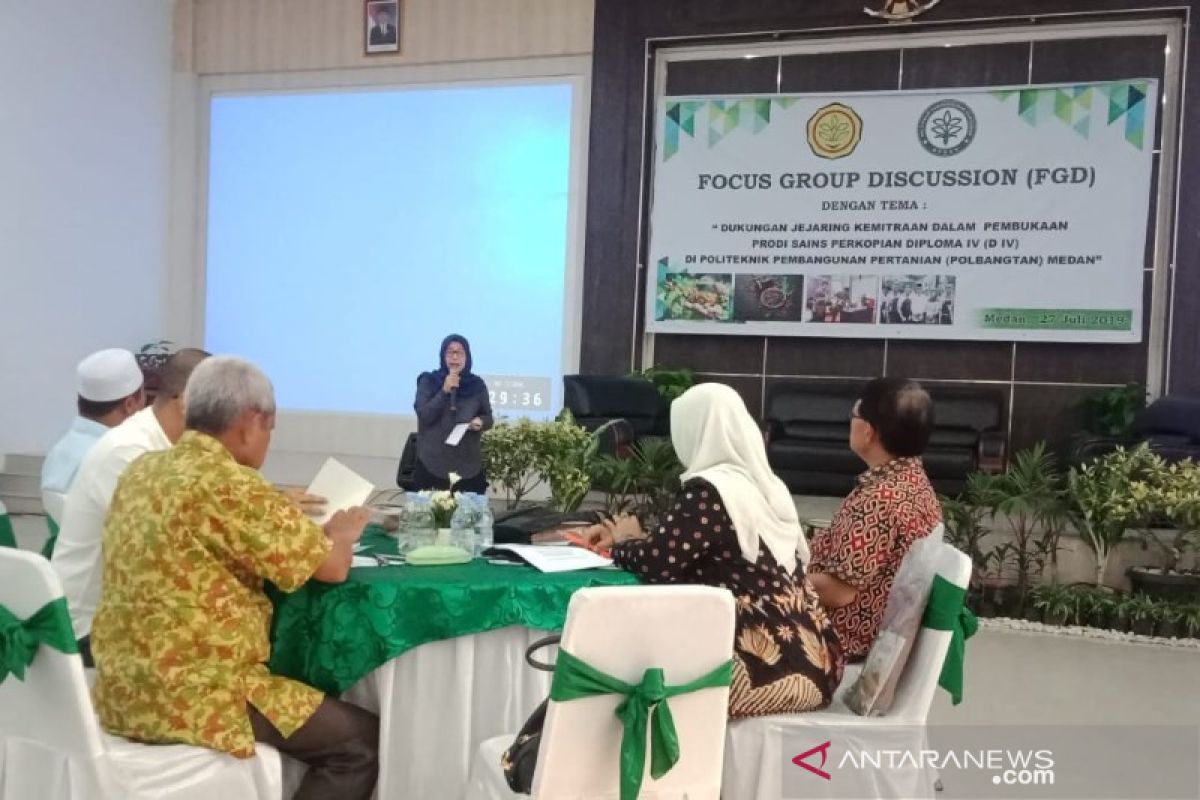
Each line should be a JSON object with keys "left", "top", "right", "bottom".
{"left": 489, "top": 544, "right": 613, "bottom": 573}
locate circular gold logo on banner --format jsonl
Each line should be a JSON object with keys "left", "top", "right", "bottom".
{"left": 807, "top": 103, "right": 863, "bottom": 160}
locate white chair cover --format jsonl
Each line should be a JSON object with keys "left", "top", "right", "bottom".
{"left": 467, "top": 584, "right": 736, "bottom": 800}
{"left": 0, "top": 547, "right": 283, "bottom": 800}
{"left": 722, "top": 542, "right": 972, "bottom": 800}
{"left": 41, "top": 491, "right": 66, "bottom": 526}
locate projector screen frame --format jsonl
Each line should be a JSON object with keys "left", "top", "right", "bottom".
{"left": 175, "top": 56, "right": 591, "bottom": 481}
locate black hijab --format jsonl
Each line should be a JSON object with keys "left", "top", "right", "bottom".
{"left": 429, "top": 334, "right": 485, "bottom": 398}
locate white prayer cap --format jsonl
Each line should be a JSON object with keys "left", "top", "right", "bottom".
{"left": 76, "top": 349, "right": 143, "bottom": 402}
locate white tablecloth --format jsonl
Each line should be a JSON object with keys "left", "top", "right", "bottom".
{"left": 342, "top": 625, "right": 554, "bottom": 800}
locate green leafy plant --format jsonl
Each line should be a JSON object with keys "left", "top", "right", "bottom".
{"left": 656, "top": 274, "right": 732, "bottom": 321}
{"left": 589, "top": 438, "right": 684, "bottom": 525}
{"left": 1081, "top": 383, "right": 1147, "bottom": 437}
{"left": 1142, "top": 459, "right": 1200, "bottom": 573}
{"left": 1030, "top": 584, "right": 1078, "bottom": 626}
{"left": 482, "top": 414, "right": 633, "bottom": 512}
{"left": 537, "top": 410, "right": 600, "bottom": 513}
{"left": 972, "top": 444, "right": 1067, "bottom": 614}
{"left": 941, "top": 470, "right": 996, "bottom": 593}
{"left": 1176, "top": 603, "right": 1200, "bottom": 638}
{"left": 1123, "top": 592, "right": 1160, "bottom": 626}
{"left": 481, "top": 419, "right": 545, "bottom": 509}
{"left": 1075, "top": 587, "right": 1118, "bottom": 629}
{"left": 634, "top": 367, "right": 695, "bottom": 404}
{"left": 1068, "top": 444, "right": 1164, "bottom": 587}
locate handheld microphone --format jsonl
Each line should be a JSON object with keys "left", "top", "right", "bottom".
{"left": 450, "top": 386, "right": 458, "bottom": 411}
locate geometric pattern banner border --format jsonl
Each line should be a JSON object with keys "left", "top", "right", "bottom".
{"left": 663, "top": 97, "right": 797, "bottom": 161}
{"left": 991, "top": 80, "right": 1152, "bottom": 150}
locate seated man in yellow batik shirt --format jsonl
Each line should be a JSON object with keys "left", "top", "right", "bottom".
{"left": 91, "top": 356, "right": 378, "bottom": 800}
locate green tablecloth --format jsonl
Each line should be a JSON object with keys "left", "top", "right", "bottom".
{"left": 269, "top": 529, "right": 638, "bottom": 694}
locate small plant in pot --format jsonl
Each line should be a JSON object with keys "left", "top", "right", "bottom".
{"left": 1155, "top": 603, "right": 1184, "bottom": 639}
{"left": 1177, "top": 603, "right": 1200, "bottom": 640}
{"left": 1030, "top": 584, "right": 1077, "bottom": 627}
{"left": 1123, "top": 593, "right": 1160, "bottom": 636}
{"left": 1131, "top": 459, "right": 1200, "bottom": 601}
{"left": 1082, "top": 588, "right": 1119, "bottom": 630}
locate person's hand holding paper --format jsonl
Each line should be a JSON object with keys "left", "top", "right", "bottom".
{"left": 280, "top": 486, "right": 327, "bottom": 517}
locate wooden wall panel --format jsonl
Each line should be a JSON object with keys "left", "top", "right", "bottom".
{"left": 189, "top": 0, "right": 594, "bottom": 75}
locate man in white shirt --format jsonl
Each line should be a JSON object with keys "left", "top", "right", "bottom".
{"left": 41, "top": 349, "right": 146, "bottom": 496}
{"left": 52, "top": 349, "right": 209, "bottom": 663}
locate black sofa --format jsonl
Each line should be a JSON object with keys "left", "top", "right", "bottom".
{"left": 563, "top": 375, "right": 669, "bottom": 444}
{"left": 765, "top": 382, "right": 1008, "bottom": 497}
{"left": 1070, "top": 394, "right": 1200, "bottom": 466}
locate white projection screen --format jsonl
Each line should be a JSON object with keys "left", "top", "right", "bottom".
{"left": 202, "top": 75, "right": 585, "bottom": 427}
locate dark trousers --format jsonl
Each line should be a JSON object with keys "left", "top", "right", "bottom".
{"left": 412, "top": 458, "right": 488, "bottom": 493}
{"left": 249, "top": 698, "right": 379, "bottom": 800}
{"left": 78, "top": 635, "right": 94, "bottom": 668}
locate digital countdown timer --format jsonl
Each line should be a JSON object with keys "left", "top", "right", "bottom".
{"left": 480, "top": 375, "right": 552, "bottom": 412}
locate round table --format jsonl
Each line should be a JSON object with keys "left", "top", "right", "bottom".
{"left": 269, "top": 529, "right": 638, "bottom": 798}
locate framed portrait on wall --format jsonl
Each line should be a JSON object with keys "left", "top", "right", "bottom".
{"left": 365, "top": 0, "right": 400, "bottom": 55}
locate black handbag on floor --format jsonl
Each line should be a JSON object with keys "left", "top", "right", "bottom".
{"left": 501, "top": 635, "right": 560, "bottom": 793}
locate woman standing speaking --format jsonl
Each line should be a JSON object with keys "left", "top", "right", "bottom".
{"left": 412, "top": 334, "right": 493, "bottom": 492}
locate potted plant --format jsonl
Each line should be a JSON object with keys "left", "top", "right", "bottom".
{"left": 1131, "top": 459, "right": 1200, "bottom": 601}
{"left": 588, "top": 437, "right": 684, "bottom": 527}
{"left": 481, "top": 419, "right": 545, "bottom": 509}
{"left": 537, "top": 411, "right": 599, "bottom": 513}
{"left": 977, "top": 541, "right": 1016, "bottom": 618}
{"left": 1067, "top": 444, "right": 1162, "bottom": 588}
{"left": 1082, "top": 383, "right": 1148, "bottom": 437}
{"left": 1123, "top": 593, "right": 1160, "bottom": 636}
{"left": 972, "top": 445, "right": 1066, "bottom": 616}
{"left": 1177, "top": 603, "right": 1200, "bottom": 640}
{"left": 1155, "top": 603, "right": 1183, "bottom": 639}
{"left": 1030, "top": 584, "right": 1077, "bottom": 626}
{"left": 941, "top": 470, "right": 998, "bottom": 603}
{"left": 634, "top": 366, "right": 695, "bottom": 403}
{"left": 1075, "top": 586, "right": 1118, "bottom": 630}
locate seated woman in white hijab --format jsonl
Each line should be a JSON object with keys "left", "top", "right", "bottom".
{"left": 583, "top": 383, "right": 844, "bottom": 716}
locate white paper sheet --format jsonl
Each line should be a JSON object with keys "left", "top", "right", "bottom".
{"left": 306, "top": 457, "right": 376, "bottom": 525}
{"left": 490, "top": 544, "right": 613, "bottom": 573}
{"left": 445, "top": 422, "right": 470, "bottom": 446}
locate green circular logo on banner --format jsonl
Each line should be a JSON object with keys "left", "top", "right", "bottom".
{"left": 918, "top": 99, "right": 977, "bottom": 157}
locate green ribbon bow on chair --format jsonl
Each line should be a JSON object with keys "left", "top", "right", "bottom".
{"left": 0, "top": 513, "right": 16, "bottom": 549}
{"left": 921, "top": 574, "right": 978, "bottom": 705}
{"left": 549, "top": 648, "right": 733, "bottom": 800}
{"left": 0, "top": 598, "right": 79, "bottom": 683}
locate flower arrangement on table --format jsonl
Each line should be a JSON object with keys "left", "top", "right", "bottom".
{"left": 405, "top": 472, "right": 460, "bottom": 527}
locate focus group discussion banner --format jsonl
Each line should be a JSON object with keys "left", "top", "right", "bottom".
{"left": 645, "top": 80, "right": 1158, "bottom": 342}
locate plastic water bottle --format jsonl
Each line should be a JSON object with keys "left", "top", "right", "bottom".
{"left": 474, "top": 496, "right": 494, "bottom": 555}
{"left": 450, "top": 498, "right": 478, "bottom": 555}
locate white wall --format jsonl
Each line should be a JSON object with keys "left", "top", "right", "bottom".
{"left": 0, "top": 1, "right": 174, "bottom": 457}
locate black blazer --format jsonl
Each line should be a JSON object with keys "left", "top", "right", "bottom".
{"left": 370, "top": 24, "right": 397, "bottom": 45}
